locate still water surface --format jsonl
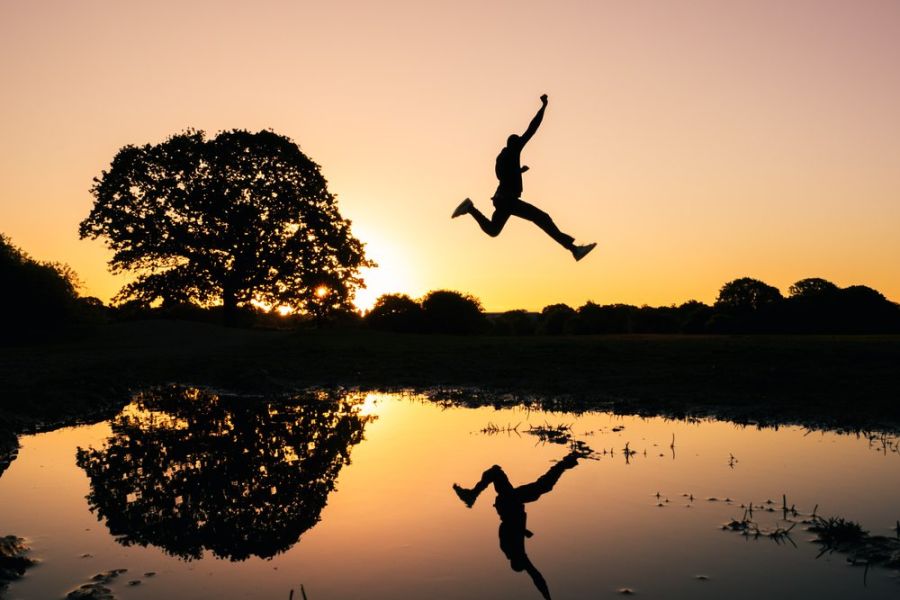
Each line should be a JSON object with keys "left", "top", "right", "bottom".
{"left": 2, "top": 387, "right": 899, "bottom": 599}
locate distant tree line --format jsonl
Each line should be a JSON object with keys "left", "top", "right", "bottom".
{"left": 364, "top": 277, "right": 900, "bottom": 335}
{"left": 4, "top": 231, "right": 899, "bottom": 340}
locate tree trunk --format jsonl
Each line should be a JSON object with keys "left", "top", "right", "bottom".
{"left": 223, "top": 286, "right": 238, "bottom": 327}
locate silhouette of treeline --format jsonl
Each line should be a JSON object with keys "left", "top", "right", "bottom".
{"left": 0, "top": 234, "right": 106, "bottom": 342}
{"left": 0, "top": 232, "right": 346, "bottom": 342}
{"left": 4, "top": 232, "right": 899, "bottom": 338}
{"left": 365, "top": 278, "right": 900, "bottom": 335}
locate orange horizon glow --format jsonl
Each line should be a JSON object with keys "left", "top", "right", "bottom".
{"left": 2, "top": 1, "right": 900, "bottom": 313}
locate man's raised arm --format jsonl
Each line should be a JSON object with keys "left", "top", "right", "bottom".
{"left": 520, "top": 94, "right": 549, "bottom": 146}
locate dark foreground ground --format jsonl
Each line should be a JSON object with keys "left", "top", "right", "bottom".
{"left": 2, "top": 320, "right": 900, "bottom": 453}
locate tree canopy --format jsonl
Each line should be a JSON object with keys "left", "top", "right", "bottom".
{"left": 364, "top": 293, "right": 426, "bottom": 332}
{"left": 79, "top": 129, "right": 372, "bottom": 321}
{"left": 0, "top": 233, "right": 85, "bottom": 341}
{"left": 421, "top": 290, "right": 487, "bottom": 334}
{"left": 789, "top": 277, "right": 839, "bottom": 298}
{"left": 714, "top": 277, "right": 784, "bottom": 313}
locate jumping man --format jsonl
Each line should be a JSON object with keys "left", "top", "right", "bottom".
{"left": 452, "top": 94, "right": 596, "bottom": 261}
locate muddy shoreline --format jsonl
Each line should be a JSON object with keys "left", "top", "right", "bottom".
{"left": 3, "top": 321, "right": 900, "bottom": 471}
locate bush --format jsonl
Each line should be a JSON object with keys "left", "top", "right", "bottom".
{"left": 537, "top": 304, "right": 576, "bottom": 335}
{"left": 831, "top": 285, "right": 900, "bottom": 333}
{"left": 365, "top": 294, "right": 426, "bottom": 333}
{"left": 632, "top": 305, "right": 679, "bottom": 333}
{"left": 421, "top": 290, "right": 486, "bottom": 334}
{"left": 569, "top": 302, "right": 636, "bottom": 334}
{"left": 675, "top": 300, "right": 714, "bottom": 333}
{"left": 491, "top": 310, "right": 537, "bottom": 335}
{"left": 0, "top": 234, "right": 84, "bottom": 342}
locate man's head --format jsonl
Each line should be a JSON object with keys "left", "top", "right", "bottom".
{"left": 506, "top": 134, "right": 522, "bottom": 149}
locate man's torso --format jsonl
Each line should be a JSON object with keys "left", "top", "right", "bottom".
{"left": 494, "top": 146, "right": 523, "bottom": 199}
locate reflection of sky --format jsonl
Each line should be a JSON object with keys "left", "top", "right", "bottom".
{"left": 1, "top": 393, "right": 899, "bottom": 599}
{"left": 3, "top": 2, "right": 900, "bottom": 311}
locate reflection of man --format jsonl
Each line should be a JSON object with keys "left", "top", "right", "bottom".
{"left": 452, "top": 94, "right": 596, "bottom": 261}
{"left": 452, "top": 451, "right": 581, "bottom": 599}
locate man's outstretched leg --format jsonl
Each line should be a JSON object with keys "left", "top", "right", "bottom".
{"left": 514, "top": 451, "right": 580, "bottom": 504}
{"left": 508, "top": 199, "right": 596, "bottom": 261}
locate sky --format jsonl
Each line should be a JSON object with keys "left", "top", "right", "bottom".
{"left": 2, "top": 0, "right": 899, "bottom": 311}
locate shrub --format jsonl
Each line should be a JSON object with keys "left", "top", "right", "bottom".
{"left": 491, "top": 310, "right": 537, "bottom": 335}
{"left": 0, "top": 234, "right": 83, "bottom": 342}
{"left": 537, "top": 303, "right": 576, "bottom": 335}
{"left": 365, "top": 294, "right": 426, "bottom": 333}
{"left": 421, "top": 290, "right": 486, "bottom": 334}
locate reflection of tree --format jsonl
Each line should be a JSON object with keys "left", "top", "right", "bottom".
{"left": 0, "top": 428, "right": 17, "bottom": 481}
{"left": 76, "top": 386, "right": 372, "bottom": 561}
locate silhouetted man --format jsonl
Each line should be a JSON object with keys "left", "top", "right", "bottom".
{"left": 452, "top": 95, "right": 596, "bottom": 261}
{"left": 452, "top": 451, "right": 581, "bottom": 599}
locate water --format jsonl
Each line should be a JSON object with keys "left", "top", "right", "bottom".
{"left": 2, "top": 387, "right": 899, "bottom": 599}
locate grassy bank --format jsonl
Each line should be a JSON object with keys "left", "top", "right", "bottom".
{"left": 2, "top": 320, "right": 900, "bottom": 437}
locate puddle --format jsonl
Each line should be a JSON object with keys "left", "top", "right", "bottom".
{"left": 1, "top": 387, "right": 898, "bottom": 599}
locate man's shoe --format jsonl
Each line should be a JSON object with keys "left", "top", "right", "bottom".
{"left": 452, "top": 198, "right": 474, "bottom": 218}
{"left": 572, "top": 242, "right": 597, "bottom": 262}
{"left": 453, "top": 484, "right": 477, "bottom": 508}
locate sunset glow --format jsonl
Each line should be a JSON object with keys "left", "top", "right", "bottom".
{"left": 2, "top": 1, "right": 899, "bottom": 310}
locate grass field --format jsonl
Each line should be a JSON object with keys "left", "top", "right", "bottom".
{"left": 2, "top": 320, "right": 900, "bottom": 440}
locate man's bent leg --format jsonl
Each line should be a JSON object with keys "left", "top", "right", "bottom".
{"left": 469, "top": 204, "right": 512, "bottom": 237}
{"left": 509, "top": 200, "right": 575, "bottom": 250}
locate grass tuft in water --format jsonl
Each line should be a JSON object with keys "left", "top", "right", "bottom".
{"left": 808, "top": 516, "right": 868, "bottom": 546}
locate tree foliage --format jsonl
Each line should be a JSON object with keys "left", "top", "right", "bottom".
{"left": 364, "top": 293, "right": 426, "bottom": 332}
{"left": 421, "top": 290, "right": 487, "bottom": 334}
{"left": 79, "top": 130, "right": 372, "bottom": 321}
{"left": 491, "top": 309, "right": 537, "bottom": 335}
{"left": 537, "top": 304, "right": 576, "bottom": 335}
{"left": 364, "top": 291, "right": 487, "bottom": 334}
{"left": 0, "top": 233, "right": 85, "bottom": 341}
{"left": 361, "top": 278, "right": 898, "bottom": 336}
{"left": 714, "top": 277, "right": 784, "bottom": 314}
{"left": 789, "top": 277, "right": 839, "bottom": 298}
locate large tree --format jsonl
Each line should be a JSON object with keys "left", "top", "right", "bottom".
{"left": 79, "top": 129, "right": 372, "bottom": 321}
